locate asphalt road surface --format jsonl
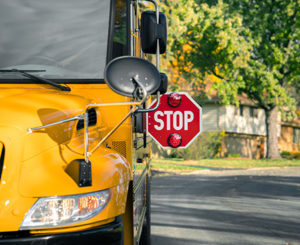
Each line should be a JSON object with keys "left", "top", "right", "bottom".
{"left": 151, "top": 168, "right": 300, "bottom": 245}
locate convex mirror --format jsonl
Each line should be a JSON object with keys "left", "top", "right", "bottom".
{"left": 104, "top": 56, "right": 161, "bottom": 98}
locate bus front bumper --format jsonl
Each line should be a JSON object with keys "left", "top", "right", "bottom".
{"left": 0, "top": 217, "right": 123, "bottom": 245}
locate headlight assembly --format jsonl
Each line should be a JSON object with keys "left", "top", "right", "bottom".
{"left": 20, "top": 189, "right": 111, "bottom": 230}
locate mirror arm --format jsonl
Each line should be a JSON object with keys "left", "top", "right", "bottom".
{"left": 87, "top": 106, "right": 137, "bottom": 158}
{"left": 131, "top": 68, "right": 161, "bottom": 113}
{"left": 148, "top": 0, "right": 160, "bottom": 71}
{"left": 131, "top": 76, "right": 148, "bottom": 104}
{"left": 137, "top": 91, "right": 160, "bottom": 113}
{"left": 85, "top": 76, "right": 149, "bottom": 159}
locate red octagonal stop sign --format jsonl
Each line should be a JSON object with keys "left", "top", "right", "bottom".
{"left": 147, "top": 92, "right": 202, "bottom": 148}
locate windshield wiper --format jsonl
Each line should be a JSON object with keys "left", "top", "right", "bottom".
{"left": 0, "top": 69, "right": 71, "bottom": 91}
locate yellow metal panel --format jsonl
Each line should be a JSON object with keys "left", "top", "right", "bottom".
{"left": 0, "top": 83, "right": 134, "bottom": 233}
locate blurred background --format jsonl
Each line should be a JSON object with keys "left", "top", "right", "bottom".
{"left": 149, "top": 1, "right": 300, "bottom": 244}
{"left": 149, "top": 0, "right": 299, "bottom": 170}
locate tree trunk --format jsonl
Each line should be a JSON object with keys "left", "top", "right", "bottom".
{"left": 265, "top": 106, "right": 281, "bottom": 159}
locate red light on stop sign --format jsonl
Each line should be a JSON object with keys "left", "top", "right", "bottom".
{"left": 168, "top": 133, "right": 182, "bottom": 148}
{"left": 167, "top": 93, "right": 182, "bottom": 107}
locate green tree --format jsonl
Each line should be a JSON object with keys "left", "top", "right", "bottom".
{"left": 161, "top": 0, "right": 299, "bottom": 158}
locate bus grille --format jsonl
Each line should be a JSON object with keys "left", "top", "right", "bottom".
{"left": 112, "top": 141, "right": 127, "bottom": 158}
{"left": 77, "top": 108, "right": 97, "bottom": 130}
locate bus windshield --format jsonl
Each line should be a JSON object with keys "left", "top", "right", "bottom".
{"left": 0, "top": 0, "right": 111, "bottom": 80}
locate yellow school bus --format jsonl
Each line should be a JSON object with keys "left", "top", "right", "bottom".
{"left": 0, "top": 0, "right": 167, "bottom": 244}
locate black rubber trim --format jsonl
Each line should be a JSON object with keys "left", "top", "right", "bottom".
{"left": 107, "top": 0, "right": 130, "bottom": 63}
{"left": 106, "top": 0, "right": 115, "bottom": 63}
{"left": 0, "top": 145, "right": 4, "bottom": 181}
{"left": 0, "top": 217, "right": 123, "bottom": 245}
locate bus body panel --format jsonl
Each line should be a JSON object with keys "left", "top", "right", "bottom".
{"left": 0, "top": 0, "right": 160, "bottom": 243}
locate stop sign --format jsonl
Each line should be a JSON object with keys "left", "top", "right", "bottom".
{"left": 147, "top": 92, "right": 202, "bottom": 148}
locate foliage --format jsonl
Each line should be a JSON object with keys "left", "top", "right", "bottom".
{"left": 161, "top": 0, "right": 299, "bottom": 110}
{"left": 153, "top": 131, "right": 225, "bottom": 160}
{"left": 160, "top": 0, "right": 300, "bottom": 158}
{"left": 177, "top": 131, "right": 224, "bottom": 160}
{"left": 281, "top": 151, "right": 300, "bottom": 160}
{"left": 226, "top": 153, "right": 241, "bottom": 158}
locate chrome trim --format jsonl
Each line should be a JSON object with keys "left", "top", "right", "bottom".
{"left": 132, "top": 76, "right": 148, "bottom": 105}
{"left": 130, "top": 1, "right": 135, "bottom": 56}
{"left": 133, "top": 166, "right": 147, "bottom": 194}
{"left": 88, "top": 106, "right": 137, "bottom": 157}
{"left": 137, "top": 91, "right": 160, "bottom": 113}
{"left": 136, "top": 0, "right": 140, "bottom": 46}
{"left": 84, "top": 109, "right": 89, "bottom": 163}
{"left": 28, "top": 115, "right": 84, "bottom": 133}
{"left": 149, "top": 0, "right": 160, "bottom": 71}
{"left": 136, "top": 205, "right": 147, "bottom": 244}
{"left": 86, "top": 101, "right": 142, "bottom": 107}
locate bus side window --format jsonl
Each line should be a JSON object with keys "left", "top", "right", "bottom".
{"left": 111, "top": 0, "right": 128, "bottom": 59}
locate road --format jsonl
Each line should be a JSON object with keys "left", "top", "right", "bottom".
{"left": 151, "top": 168, "right": 300, "bottom": 245}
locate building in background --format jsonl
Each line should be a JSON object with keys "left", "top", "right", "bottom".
{"left": 201, "top": 95, "right": 300, "bottom": 158}
{"left": 201, "top": 95, "right": 269, "bottom": 159}
{"left": 279, "top": 118, "right": 300, "bottom": 153}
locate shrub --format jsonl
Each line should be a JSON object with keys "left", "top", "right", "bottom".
{"left": 226, "top": 153, "right": 241, "bottom": 158}
{"left": 281, "top": 151, "right": 291, "bottom": 157}
{"left": 152, "top": 131, "right": 225, "bottom": 160}
{"left": 281, "top": 151, "right": 300, "bottom": 160}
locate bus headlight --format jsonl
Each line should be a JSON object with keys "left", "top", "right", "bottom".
{"left": 20, "top": 189, "right": 111, "bottom": 230}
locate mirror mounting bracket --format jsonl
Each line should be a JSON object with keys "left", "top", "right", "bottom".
{"left": 136, "top": 91, "right": 160, "bottom": 113}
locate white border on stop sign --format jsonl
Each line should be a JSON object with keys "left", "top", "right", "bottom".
{"left": 146, "top": 92, "right": 203, "bottom": 149}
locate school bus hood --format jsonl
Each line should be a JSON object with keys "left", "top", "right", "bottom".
{"left": 0, "top": 89, "right": 89, "bottom": 132}
{"left": 0, "top": 88, "right": 93, "bottom": 171}
{"left": 0, "top": 89, "right": 130, "bottom": 197}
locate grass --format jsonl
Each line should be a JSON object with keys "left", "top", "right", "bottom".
{"left": 151, "top": 158, "right": 300, "bottom": 171}
{"left": 150, "top": 162, "right": 204, "bottom": 171}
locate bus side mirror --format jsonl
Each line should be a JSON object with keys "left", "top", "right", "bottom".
{"left": 141, "top": 11, "right": 167, "bottom": 54}
{"left": 104, "top": 56, "right": 161, "bottom": 98}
